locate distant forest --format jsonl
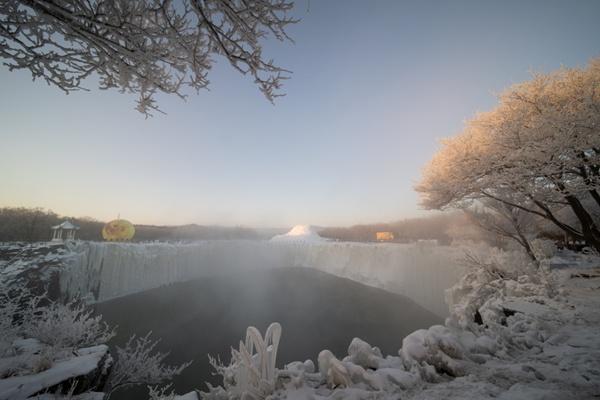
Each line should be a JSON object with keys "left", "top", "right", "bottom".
{"left": 0, "top": 206, "right": 536, "bottom": 247}
{"left": 319, "top": 213, "right": 483, "bottom": 245}
{"left": 0, "top": 207, "right": 260, "bottom": 242}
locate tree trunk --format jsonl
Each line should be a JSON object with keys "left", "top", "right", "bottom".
{"left": 578, "top": 164, "right": 600, "bottom": 210}
{"left": 589, "top": 189, "right": 600, "bottom": 210}
{"left": 514, "top": 228, "right": 538, "bottom": 263}
{"left": 480, "top": 190, "right": 584, "bottom": 241}
{"left": 565, "top": 195, "right": 600, "bottom": 251}
{"left": 528, "top": 199, "right": 583, "bottom": 241}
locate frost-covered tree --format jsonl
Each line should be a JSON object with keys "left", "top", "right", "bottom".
{"left": 23, "top": 297, "right": 115, "bottom": 349}
{"left": 0, "top": 0, "right": 297, "bottom": 115}
{"left": 0, "top": 284, "right": 115, "bottom": 381}
{"left": 105, "top": 333, "right": 191, "bottom": 399}
{"left": 1, "top": 281, "right": 188, "bottom": 398}
{"left": 416, "top": 58, "right": 600, "bottom": 250}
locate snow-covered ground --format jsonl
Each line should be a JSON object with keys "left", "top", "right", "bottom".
{"left": 0, "top": 344, "right": 110, "bottom": 400}
{"left": 397, "top": 267, "right": 600, "bottom": 400}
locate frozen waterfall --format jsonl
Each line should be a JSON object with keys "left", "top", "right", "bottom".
{"left": 60, "top": 241, "right": 465, "bottom": 317}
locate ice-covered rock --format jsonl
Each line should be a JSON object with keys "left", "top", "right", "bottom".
{"left": 0, "top": 242, "right": 74, "bottom": 300}
{"left": 344, "top": 338, "right": 383, "bottom": 370}
{"left": 400, "top": 325, "right": 472, "bottom": 380}
{"left": 0, "top": 344, "right": 111, "bottom": 400}
{"left": 317, "top": 350, "right": 351, "bottom": 388}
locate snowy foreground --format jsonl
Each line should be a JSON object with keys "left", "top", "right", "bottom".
{"left": 1, "top": 241, "right": 600, "bottom": 399}
{"left": 197, "top": 262, "right": 600, "bottom": 400}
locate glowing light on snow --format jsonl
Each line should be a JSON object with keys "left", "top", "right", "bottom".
{"left": 270, "top": 225, "right": 326, "bottom": 243}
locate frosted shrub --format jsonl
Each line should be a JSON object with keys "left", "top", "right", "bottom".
{"left": 105, "top": 333, "right": 191, "bottom": 400}
{"left": 23, "top": 298, "right": 115, "bottom": 349}
{"left": 206, "top": 322, "right": 282, "bottom": 400}
{"left": 446, "top": 248, "right": 549, "bottom": 331}
{"left": 461, "top": 248, "right": 537, "bottom": 280}
{"left": 1, "top": 281, "right": 116, "bottom": 378}
{"left": 0, "top": 283, "right": 32, "bottom": 356}
{"left": 147, "top": 385, "right": 177, "bottom": 400}
{"left": 1, "top": 281, "right": 115, "bottom": 354}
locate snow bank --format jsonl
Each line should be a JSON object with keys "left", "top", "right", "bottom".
{"left": 0, "top": 345, "right": 110, "bottom": 400}
{"left": 270, "top": 225, "right": 327, "bottom": 243}
{"left": 59, "top": 241, "right": 465, "bottom": 317}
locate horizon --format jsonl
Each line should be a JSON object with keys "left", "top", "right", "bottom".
{"left": 2, "top": 0, "right": 600, "bottom": 227}
{"left": 1, "top": 205, "right": 455, "bottom": 230}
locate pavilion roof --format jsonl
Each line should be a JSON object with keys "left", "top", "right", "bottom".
{"left": 51, "top": 220, "right": 80, "bottom": 230}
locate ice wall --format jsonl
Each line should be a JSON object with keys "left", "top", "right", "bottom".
{"left": 60, "top": 241, "right": 465, "bottom": 317}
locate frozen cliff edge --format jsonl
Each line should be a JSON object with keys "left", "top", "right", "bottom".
{"left": 59, "top": 240, "right": 464, "bottom": 317}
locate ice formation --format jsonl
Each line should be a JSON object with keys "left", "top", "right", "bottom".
{"left": 59, "top": 240, "right": 465, "bottom": 317}
{"left": 207, "top": 323, "right": 281, "bottom": 400}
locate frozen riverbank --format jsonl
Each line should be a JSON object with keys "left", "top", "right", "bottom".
{"left": 60, "top": 241, "right": 464, "bottom": 317}
{"left": 198, "top": 262, "right": 600, "bottom": 400}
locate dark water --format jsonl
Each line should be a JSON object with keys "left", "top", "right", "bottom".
{"left": 95, "top": 267, "right": 441, "bottom": 398}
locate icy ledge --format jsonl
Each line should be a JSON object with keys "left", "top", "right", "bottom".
{"left": 0, "top": 344, "right": 111, "bottom": 400}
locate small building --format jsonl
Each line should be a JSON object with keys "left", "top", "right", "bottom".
{"left": 376, "top": 231, "right": 394, "bottom": 241}
{"left": 50, "top": 221, "right": 80, "bottom": 241}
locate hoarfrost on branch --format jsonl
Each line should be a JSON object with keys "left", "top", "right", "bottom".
{"left": 0, "top": 0, "right": 297, "bottom": 115}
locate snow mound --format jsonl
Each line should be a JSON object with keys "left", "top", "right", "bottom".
{"left": 270, "top": 225, "right": 327, "bottom": 243}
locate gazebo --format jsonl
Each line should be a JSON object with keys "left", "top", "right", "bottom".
{"left": 50, "top": 221, "right": 80, "bottom": 241}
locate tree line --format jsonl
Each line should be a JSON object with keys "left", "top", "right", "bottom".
{"left": 320, "top": 214, "right": 459, "bottom": 244}
{"left": 0, "top": 207, "right": 259, "bottom": 242}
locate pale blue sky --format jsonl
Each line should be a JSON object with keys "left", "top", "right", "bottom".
{"left": 1, "top": 0, "right": 600, "bottom": 227}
